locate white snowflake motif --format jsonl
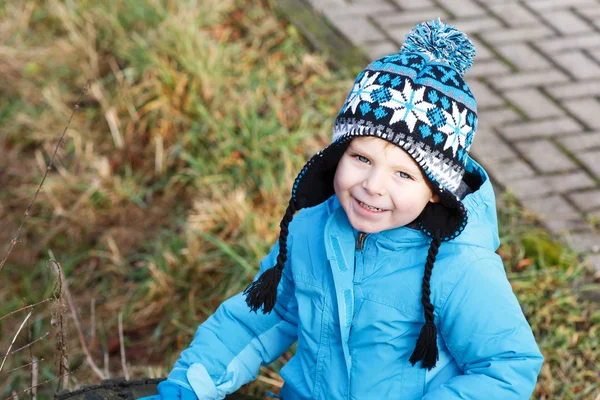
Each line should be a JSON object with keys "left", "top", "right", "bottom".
{"left": 380, "top": 80, "right": 435, "bottom": 132}
{"left": 438, "top": 102, "right": 473, "bottom": 156}
{"left": 344, "top": 72, "right": 381, "bottom": 114}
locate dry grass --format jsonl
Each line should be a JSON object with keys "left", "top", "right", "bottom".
{"left": 0, "top": 0, "right": 598, "bottom": 399}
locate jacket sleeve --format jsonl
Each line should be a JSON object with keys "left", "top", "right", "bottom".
{"left": 422, "top": 256, "right": 544, "bottom": 400}
{"left": 166, "top": 240, "right": 298, "bottom": 400}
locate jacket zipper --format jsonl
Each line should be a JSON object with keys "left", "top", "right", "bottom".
{"left": 355, "top": 232, "right": 367, "bottom": 252}
{"left": 349, "top": 232, "right": 367, "bottom": 398}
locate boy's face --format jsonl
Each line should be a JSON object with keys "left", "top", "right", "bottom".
{"left": 333, "top": 137, "right": 439, "bottom": 234}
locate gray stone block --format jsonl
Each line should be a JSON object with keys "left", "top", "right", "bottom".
{"left": 435, "top": 0, "right": 488, "bottom": 17}
{"left": 362, "top": 41, "right": 399, "bottom": 61}
{"left": 469, "top": 37, "right": 493, "bottom": 61}
{"left": 547, "top": 81, "right": 600, "bottom": 100}
{"left": 539, "top": 10, "right": 594, "bottom": 34}
{"left": 373, "top": 9, "right": 449, "bottom": 28}
{"left": 520, "top": 195, "right": 591, "bottom": 234}
{"left": 478, "top": 158, "right": 535, "bottom": 185}
{"left": 579, "top": 150, "right": 600, "bottom": 177}
{"left": 468, "top": 80, "right": 505, "bottom": 109}
{"left": 469, "top": 128, "right": 517, "bottom": 162}
{"left": 536, "top": 33, "right": 600, "bottom": 53}
{"left": 503, "top": 88, "right": 564, "bottom": 119}
{"left": 494, "top": 43, "right": 550, "bottom": 71}
{"left": 498, "top": 118, "right": 583, "bottom": 140}
{"left": 321, "top": 1, "right": 396, "bottom": 17}
{"left": 488, "top": 3, "right": 541, "bottom": 26}
{"left": 388, "top": 25, "right": 417, "bottom": 45}
{"left": 591, "top": 49, "right": 600, "bottom": 64}
{"left": 562, "top": 98, "right": 600, "bottom": 129}
{"left": 515, "top": 139, "right": 577, "bottom": 173}
{"left": 469, "top": 60, "right": 511, "bottom": 77}
{"left": 491, "top": 70, "right": 569, "bottom": 90}
{"left": 574, "top": 4, "right": 600, "bottom": 17}
{"left": 564, "top": 232, "right": 600, "bottom": 253}
{"left": 559, "top": 132, "right": 600, "bottom": 152}
{"left": 390, "top": 0, "right": 436, "bottom": 9}
{"left": 569, "top": 189, "right": 600, "bottom": 212}
{"left": 527, "top": 0, "right": 599, "bottom": 11}
{"left": 444, "top": 17, "right": 502, "bottom": 34}
{"left": 481, "top": 26, "right": 554, "bottom": 44}
{"left": 478, "top": 107, "right": 521, "bottom": 126}
{"left": 550, "top": 50, "right": 600, "bottom": 80}
{"left": 326, "top": 15, "right": 387, "bottom": 46}
{"left": 507, "top": 171, "right": 595, "bottom": 199}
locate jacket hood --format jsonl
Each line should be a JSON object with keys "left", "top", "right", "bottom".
{"left": 451, "top": 157, "right": 500, "bottom": 251}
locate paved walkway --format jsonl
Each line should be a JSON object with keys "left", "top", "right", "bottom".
{"left": 285, "top": 0, "right": 600, "bottom": 274}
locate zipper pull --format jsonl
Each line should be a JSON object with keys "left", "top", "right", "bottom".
{"left": 355, "top": 232, "right": 367, "bottom": 251}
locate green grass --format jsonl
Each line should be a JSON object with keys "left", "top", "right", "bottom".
{"left": 0, "top": 1, "right": 599, "bottom": 399}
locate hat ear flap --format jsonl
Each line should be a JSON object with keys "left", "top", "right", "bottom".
{"left": 417, "top": 190, "right": 467, "bottom": 241}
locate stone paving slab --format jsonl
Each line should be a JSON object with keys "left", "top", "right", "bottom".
{"left": 279, "top": 0, "right": 600, "bottom": 275}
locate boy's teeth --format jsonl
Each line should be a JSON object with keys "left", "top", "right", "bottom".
{"left": 360, "top": 200, "right": 383, "bottom": 211}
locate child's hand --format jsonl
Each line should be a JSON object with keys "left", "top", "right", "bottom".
{"left": 139, "top": 379, "right": 198, "bottom": 400}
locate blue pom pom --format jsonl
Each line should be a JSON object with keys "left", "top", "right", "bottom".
{"left": 401, "top": 19, "right": 475, "bottom": 76}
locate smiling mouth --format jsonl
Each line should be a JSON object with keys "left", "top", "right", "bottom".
{"left": 357, "top": 199, "right": 388, "bottom": 212}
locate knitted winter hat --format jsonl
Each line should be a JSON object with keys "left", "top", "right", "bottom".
{"left": 245, "top": 19, "right": 477, "bottom": 370}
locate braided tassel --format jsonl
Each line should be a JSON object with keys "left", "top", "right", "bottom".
{"left": 409, "top": 230, "right": 441, "bottom": 370}
{"left": 244, "top": 198, "right": 296, "bottom": 313}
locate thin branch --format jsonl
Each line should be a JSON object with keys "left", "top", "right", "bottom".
{"left": 47, "top": 259, "right": 105, "bottom": 380}
{"left": 89, "top": 298, "right": 96, "bottom": 343}
{"left": 2, "top": 367, "right": 81, "bottom": 400}
{"left": 0, "top": 312, "right": 32, "bottom": 373}
{"left": 0, "top": 80, "right": 92, "bottom": 273}
{"left": 0, "top": 359, "right": 45, "bottom": 376}
{"left": 0, "top": 299, "right": 52, "bottom": 323}
{"left": 0, "top": 332, "right": 50, "bottom": 359}
{"left": 30, "top": 357, "right": 38, "bottom": 400}
{"left": 118, "top": 312, "right": 130, "bottom": 380}
{"left": 27, "top": 306, "right": 35, "bottom": 400}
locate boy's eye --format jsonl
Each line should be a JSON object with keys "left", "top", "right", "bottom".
{"left": 355, "top": 155, "right": 370, "bottom": 164}
{"left": 396, "top": 171, "right": 412, "bottom": 179}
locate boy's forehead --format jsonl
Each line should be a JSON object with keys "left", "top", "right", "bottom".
{"left": 350, "top": 136, "right": 408, "bottom": 156}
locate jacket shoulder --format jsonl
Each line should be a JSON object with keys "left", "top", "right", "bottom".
{"left": 434, "top": 243, "right": 506, "bottom": 308}
{"left": 290, "top": 196, "right": 336, "bottom": 236}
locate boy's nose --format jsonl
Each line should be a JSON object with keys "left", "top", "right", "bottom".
{"left": 362, "top": 170, "right": 387, "bottom": 196}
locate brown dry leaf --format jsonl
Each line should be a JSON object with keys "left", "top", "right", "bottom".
{"left": 516, "top": 258, "right": 534, "bottom": 271}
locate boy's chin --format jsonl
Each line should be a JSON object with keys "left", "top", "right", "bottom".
{"left": 347, "top": 217, "right": 388, "bottom": 234}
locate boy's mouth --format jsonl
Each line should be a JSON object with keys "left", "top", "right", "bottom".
{"left": 357, "top": 199, "right": 388, "bottom": 212}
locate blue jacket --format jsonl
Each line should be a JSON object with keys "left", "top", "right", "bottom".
{"left": 167, "top": 158, "right": 544, "bottom": 399}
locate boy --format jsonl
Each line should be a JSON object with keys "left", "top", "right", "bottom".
{"left": 151, "top": 19, "right": 543, "bottom": 399}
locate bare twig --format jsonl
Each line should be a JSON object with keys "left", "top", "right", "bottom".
{"left": 26, "top": 305, "right": 35, "bottom": 400}
{"left": 90, "top": 298, "right": 96, "bottom": 343}
{"left": 0, "top": 332, "right": 50, "bottom": 359}
{"left": 103, "top": 352, "right": 110, "bottom": 378}
{"left": 0, "top": 299, "right": 52, "bottom": 323}
{"left": 3, "top": 367, "right": 81, "bottom": 400}
{"left": 48, "top": 260, "right": 69, "bottom": 391}
{"left": 0, "top": 80, "right": 92, "bottom": 273}
{"left": 118, "top": 312, "right": 130, "bottom": 380}
{"left": 47, "top": 259, "right": 105, "bottom": 381}
{"left": 0, "top": 358, "right": 44, "bottom": 376}
{"left": 257, "top": 375, "right": 283, "bottom": 388}
{"left": 0, "top": 311, "right": 32, "bottom": 373}
{"left": 30, "top": 357, "right": 38, "bottom": 400}
{"left": 0, "top": 359, "right": 45, "bottom": 376}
